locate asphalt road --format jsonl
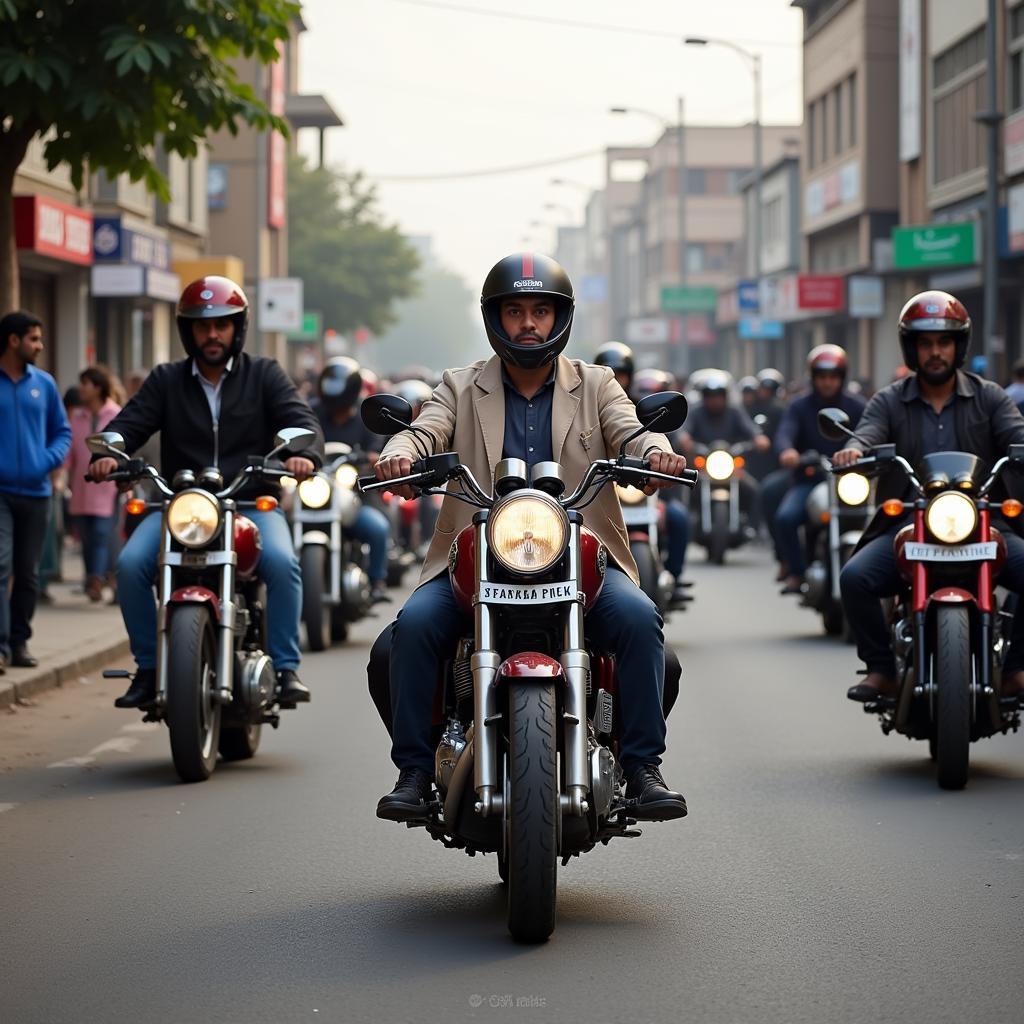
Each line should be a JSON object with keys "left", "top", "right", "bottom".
{"left": 2, "top": 545, "right": 1022, "bottom": 1024}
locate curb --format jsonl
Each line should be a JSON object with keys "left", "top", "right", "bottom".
{"left": 0, "top": 637, "right": 131, "bottom": 709}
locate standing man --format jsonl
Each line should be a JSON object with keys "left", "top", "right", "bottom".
{"left": 0, "top": 311, "right": 72, "bottom": 672}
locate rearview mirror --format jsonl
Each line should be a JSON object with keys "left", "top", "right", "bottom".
{"left": 86, "top": 431, "right": 126, "bottom": 456}
{"left": 361, "top": 394, "right": 413, "bottom": 435}
{"left": 635, "top": 391, "right": 688, "bottom": 433}
{"left": 273, "top": 427, "right": 316, "bottom": 453}
{"left": 817, "top": 407, "right": 854, "bottom": 442}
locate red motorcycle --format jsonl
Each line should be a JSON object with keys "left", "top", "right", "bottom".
{"left": 87, "top": 427, "right": 317, "bottom": 782}
{"left": 359, "top": 391, "right": 696, "bottom": 942}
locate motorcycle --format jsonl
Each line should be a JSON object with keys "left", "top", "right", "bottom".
{"left": 799, "top": 451, "right": 874, "bottom": 638}
{"left": 690, "top": 440, "right": 758, "bottom": 565}
{"left": 614, "top": 485, "right": 677, "bottom": 614}
{"left": 358, "top": 391, "right": 697, "bottom": 942}
{"left": 821, "top": 408, "right": 1023, "bottom": 790}
{"left": 86, "top": 426, "right": 317, "bottom": 783}
{"left": 291, "top": 441, "right": 372, "bottom": 650}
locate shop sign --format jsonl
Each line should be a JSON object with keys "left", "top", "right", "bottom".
{"left": 91, "top": 264, "right": 180, "bottom": 301}
{"left": 288, "top": 310, "right": 324, "bottom": 342}
{"left": 900, "top": 0, "right": 922, "bottom": 161}
{"left": 848, "top": 275, "right": 884, "bottom": 318}
{"left": 92, "top": 216, "right": 170, "bottom": 270}
{"left": 625, "top": 317, "right": 671, "bottom": 345}
{"left": 258, "top": 277, "right": 303, "bottom": 332}
{"left": 660, "top": 285, "right": 717, "bottom": 313}
{"left": 738, "top": 318, "right": 784, "bottom": 341}
{"left": 14, "top": 195, "right": 93, "bottom": 265}
{"left": 1010, "top": 183, "right": 1024, "bottom": 253}
{"left": 267, "top": 41, "right": 286, "bottom": 229}
{"left": 804, "top": 160, "right": 860, "bottom": 220}
{"left": 1006, "top": 110, "right": 1024, "bottom": 177}
{"left": 892, "top": 222, "right": 976, "bottom": 268}
{"left": 737, "top": 279, "right": 760, "bottom": 312}
{"left": 685, "top": 313, "right": 715, "bottom": 347}
{"left": 797, "top": 275, "right": 845, "bottom": 311}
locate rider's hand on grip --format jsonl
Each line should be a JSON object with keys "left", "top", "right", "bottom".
{"left": 832, "top": 448, "right": 863, "bottom": 469}
{"left": 375, "top": 455, "right": 416, "bottom": 500}
{"left": 88, "top": 457, "right": 120, "bottom": 482}
{"left": 643, "top": 450, "right": 687, "bottom": 495}
{"left": 284, "top": 456, "right": 315, "bottom": 481}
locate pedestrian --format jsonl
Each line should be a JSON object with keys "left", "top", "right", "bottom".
{"left": 0, "top": 311, "right": 72, "bottom": 673}
{"left": 66, "top": 365, "right": 123, "bottom": 601}
{"left": 1006, "top": 358, "right": 1024, "bottom": 410}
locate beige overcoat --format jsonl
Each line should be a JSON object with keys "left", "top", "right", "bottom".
{"left": 379, "top": 355, "right": 674, "bottom": 588}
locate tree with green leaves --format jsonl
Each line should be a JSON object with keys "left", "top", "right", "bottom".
{"left": 287, "top": 153, "right": 420, "bottom": 336}
{"left": 0, "top": 0, "right": 300, "bottom": 310}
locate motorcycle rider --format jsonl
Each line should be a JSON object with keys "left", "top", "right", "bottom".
{"left": 90, "top": 276, "right": 324, "bottom": 709}
{"left": 739, "top": 376, "right": 760, "bottom": 413}
{"left": 594, "top": 340, "right": 635, "bottom": 394}
{"left": 754, "top": 367, "right": 787, "bottom": 442}
{"left": 834, "top": 291, "right": 1024, "bottom": 704}
{"left": 372, "top": 253, "right": 690, "bottom": 822}
{"left": 766, "top": 345, "right": 866, "bottom": 595}
{"left": 314, "top": 357, "right": 392, "bottom": 603}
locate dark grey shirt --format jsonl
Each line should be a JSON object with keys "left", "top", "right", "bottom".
{"left": 918, "top": 391, "right": 959, "bottom": 456}
{"left": 501, "top": 365, "right": 555, "bottom": 472}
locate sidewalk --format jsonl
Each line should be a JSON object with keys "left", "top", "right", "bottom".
{"left": 0, "top": 553, "right": 130, "bottom": 709}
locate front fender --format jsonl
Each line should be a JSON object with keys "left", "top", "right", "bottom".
{"left": 496, "top": 653, "right": 565, "bottom": 682}
{"left": 301, "top": 530, "right": 330, "bottom": 546}
{"left": 168, "top": 586, "right": 221, "bottom": 621}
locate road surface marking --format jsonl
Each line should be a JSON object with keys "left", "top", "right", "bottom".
{"left": 48, "top": 756, "right": 95, "bottom": 768}
{"left": 88, "top": 737, "right": 140, "bottom": 756}
{"left": 120, "top": 722, "right": 160, "bottom": 733}
{"left": 0, "top": 803, "right": 17, "bottom": 814}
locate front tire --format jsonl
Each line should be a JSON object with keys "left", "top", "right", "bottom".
{"left": 300, "top": 545, "right": 331, "bottom": 652}
{"left": 631, "top": 539, "right": 660, "bottom": 607}
{"left": 506, "top": 682, "right": 558, "bottom": 943}
{"left": 934, "top": 604, "right": 972, "bottom": 790}
{"left": 708, "top": 502, "right": 729, "bottom": 565}
{"left": 219, "top": 722, "right": 262, "bottom": 762}
{"left": 166, "top": 605, "right": 221, "bottom": 783}
{"left": 822, "top": 600, "right": 845, "bottom": 637}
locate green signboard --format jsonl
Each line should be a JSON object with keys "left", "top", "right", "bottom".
{"left": 287, "top": 310, "right": 323, "bottom": 342}
{"left": 892, "top": 223, "right": 977, "bottom": 269}
{"left": 660, "top": 285, "right": 718, "bottom": 313}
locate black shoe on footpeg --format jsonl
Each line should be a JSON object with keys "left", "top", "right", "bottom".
{"left": 377, "top": 767, "right": 433, "bottom": 822}
{"left": 276, "top": 669, "right": 311, "bottom": 707}
{"left": 625, "top": 764, "right": 688, "bottom": 821}
{"left": 114, "top": 668, "right": 157, "bottom": 709}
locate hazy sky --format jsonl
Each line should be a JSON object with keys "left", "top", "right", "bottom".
{"left": 297, "top": 0, "right": 805, "bottom": 290}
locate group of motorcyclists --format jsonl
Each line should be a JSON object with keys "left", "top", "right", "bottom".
{"left": 81, "top": 253, "right": 1024, "bottom": 820}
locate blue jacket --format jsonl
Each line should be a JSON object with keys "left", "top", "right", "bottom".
{"left": 775, "top": 389, "right": 866, "bottom": 460}
{"left": 0, "top": 364, "right": 72, "bottom": 497}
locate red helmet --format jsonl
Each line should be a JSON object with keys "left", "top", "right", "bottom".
{"left": 176, "top": 276, "right": 249, "bottom": 358}
{"left": 359, "top": 367, "right": 380, "bottom": 399}
{"left": 807, "top": 344, "right": 848, "bottom": 378}
{"left": 897, "top": 290, "right": 971, "bottom": 370}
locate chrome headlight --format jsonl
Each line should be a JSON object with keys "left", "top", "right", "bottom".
{"left": 335, "top": 464, "right": 359, "bottom": 490}
{"left": 926, "top": 491, "right": 977, "bottom": 544}
{"left": 488, "top": 492, "right": 568, "bottom": 575}
{"left": 836, "top": 472, "right": 871, "bottom": 506}
{"left": 614, "top": 483, "right": 646, "bottom": 506}
{"left": 705, "top": 450, "right": 735, "bottom": 481}
{"left": 298, "top": 475, "right": 332, "bottom": 509}
{"left": 167, "top": 491, "right": 221, "bottom": 548}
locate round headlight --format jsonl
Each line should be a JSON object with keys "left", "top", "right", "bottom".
{"left": 614, "top": 483, "right": 647, "bottom": 506}
{"left": 836, "top": 472, "right": 871, "bottom": 506}
{"left": 926, "top": 491, "right": 977, "bottom": 544}
{"left": 298, "top": 475, "right": 332, "bottom": 509}
{"left": 335, "top": 464, "right": 359, "bottom": 490}
{"left": 705, "top": 450, "right": 735, "bottom": 481}
{"left": 167, "top": 491, "right": 221, "bottom": 548}
{"left": 488, "top": 493, "right": 568, "bottom": 575}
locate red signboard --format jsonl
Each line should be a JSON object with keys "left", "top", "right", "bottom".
{"left": 267, "top": 41, "right": 286, "bottom": 229}
{"left": 14, "top": 195, "right": 93, "bottom": 265}
{"left": 797, "top": 274, "right": 845, "bottom": 311}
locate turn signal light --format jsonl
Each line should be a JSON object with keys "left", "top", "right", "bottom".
{"left": 882, "top": 499, "right": 905, "bottom": 517}
{"left": 255, "top": 496, "right": 278, "bottom": 512}
{"left": 820, "top": 511, "right": 831, "bottom": 524}
{"left": 694, "top": 456, "right": 706, "bottom": 469}
{"left": 126, "top": 498, "right": 147, "bottom": 516}
{"left": 1002, "top": 499, "right": 1024, "bottom": 518}
{"left": 734, "top": 456, "right": 746, "bottom": 469}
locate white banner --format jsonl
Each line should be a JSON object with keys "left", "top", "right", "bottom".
{"left": 258, "top": 278, "right": 304, "bottom": 332}
{"left": 900, "top": 0, "right": 921, "bottom": 161}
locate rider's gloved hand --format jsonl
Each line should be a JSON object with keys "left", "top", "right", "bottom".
{"left": 374, "top": 456, "right": 416, "bottom": 500}
{"left": 644, "top": 451, "right": 687, "bottom": 495}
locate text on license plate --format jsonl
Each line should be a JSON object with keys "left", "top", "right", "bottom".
{"left": 477, "top": 581, "right": 576, "bottom": 605}
{"left": 904, "top": 542, "right": 997, "bottom": 562}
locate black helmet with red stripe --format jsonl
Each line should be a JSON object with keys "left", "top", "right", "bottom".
{"left": 480, "top": 252, "right": 574, "bottom": 369}
{"left": 898, "top": 290, "right": 971, "bottom": 370}
{"left": 176, "top": 276, "right": 249, "bottom": 358}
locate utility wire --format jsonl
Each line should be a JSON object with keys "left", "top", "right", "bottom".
{"left": 373, "top": 148, "right": 606, "bottom": 182}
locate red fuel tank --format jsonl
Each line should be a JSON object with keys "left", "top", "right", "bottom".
{"left": 234, "top": 514, "right": 263, "bottom": 579}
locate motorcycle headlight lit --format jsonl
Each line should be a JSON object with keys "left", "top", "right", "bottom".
{"left": 614, "top": 483, "right": 646, "bottom": 506}
{"left": 335, "top": 464, "right": 359, "bottom": 490}
{"left": 926, "top": 491, "right": 977, "bottom": 544}
{"left": 488, "top": 493, "right": 568, "bottom": 574}
{"left": 705, "top": 450, "right": 735, "bottom": 481}
{"left": 298, "top": 475, "right": 332, "bottom": 509}
{"left": 167, "top": 491, "right": 221, "bottom": 548}
{"left": 836, "top": 472, "right": 871, "bottom": 506}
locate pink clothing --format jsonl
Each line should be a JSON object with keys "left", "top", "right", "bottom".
{"left": 66, "top": 399, "right": 122, "bottom": 517}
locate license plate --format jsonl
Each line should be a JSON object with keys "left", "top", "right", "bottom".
{"left": 904, "top": 542, "right": 997, "bottom": 562}
{"left": 477, "top": 581, "right": 577, "bottom": 605}
{"left": 621, "top": 505, "right": 654, "bottom": 526}
{"left": 181, "top": 551, "right": 208, "bottom": 567}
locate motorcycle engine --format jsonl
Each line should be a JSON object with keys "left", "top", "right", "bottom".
{"left": 341, "top": 564, "right": 372, "bottom": 619}
{"left": 589, "top": 739, "right": 618, "bottom": 820}
{"left": 237, "top": 652, "right": 276, "bottom": 716}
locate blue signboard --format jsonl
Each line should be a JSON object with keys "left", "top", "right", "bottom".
{"left": 738, "top": 317, "right": 784, "bottom": 341}
{"left": 92, "top": 216, "right": 171, "bottom": 270}
{"left": 737, "top": 279, "right": 760, "bottom": 312}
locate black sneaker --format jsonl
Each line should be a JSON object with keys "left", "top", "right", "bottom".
{"left": 371, "top": 582, "right": 392, "bottom": 604}
{"left": 277, "top": 669, "right": 311, "bottom": 708}
{"left": 377, "top": 767, "right": 434, "bottom": 822}
{"left": 625, "top": 764, "right": 688, "bottom": 821}
{"left": 11, "top": 644, "right": 37, "bottom": 668}
{"left": 114, "top": 668, "right": 157, "bottom": 709}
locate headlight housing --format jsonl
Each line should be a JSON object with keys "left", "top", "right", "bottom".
{"left": 167, "top": 491, "right": 221, "bottom": 548}
{"left": 705, "top": 450, "right": 735, "bottom": 481}
{"left": 836, "top": 472, "right": 871, "bottom": 506}
{"left": 335, "top": 464, "right": 359, "bottom": 490}
{"left": 298, "top": 475, "right": 332, "bottom": 509}
{"left": 614, "top": 483, "right": 646, "bottom": 506}
{"left": 488, "top": 492, "right": 568, "bottom": 574}
{"left": 926, "top": 491, "right": 977, "bottom": 544}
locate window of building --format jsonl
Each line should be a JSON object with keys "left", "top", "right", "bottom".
{"left": 847, "top": 72, "right": 857, "bottom": 148}
{"left": 833, "top": 83, "right": 843, "bottom": 157}
{"left": 685, "top": 243, "right": 705, "bottom": 272}
{"left": 808, "top": 101, "right": 817, "bottom": 170}
{"left": 685, "top": 168, "right": 706, "bottom": 194}
{"left": 1009, "top": 5, "right": 1024, "bottom": 113}
{"left": 932, "top": 27, "right": 987, "bottom": 184}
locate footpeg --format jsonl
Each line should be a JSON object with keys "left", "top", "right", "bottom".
{"left": 212, "top": 688, "right": 233, "bottom": 706}
{"left": 102, "top": 669, "right": 131, "bottom": 679}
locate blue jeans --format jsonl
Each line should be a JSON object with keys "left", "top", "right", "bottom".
{"left": 774, "top": 480, "right": 817, "bottom": 576}
{"left": 389, "top": 568, "right": 667, "bottom": 774}
{"left": 117, "top": 508, "right": 302, "bottom": 671}
{"left": 349, "top": 504, "right": 390, "bottom": 583}
{"left": 77, "top": 512, "right": 118, "bottom": 578}
{"left": 662, "top": 497, "right": 690, "bottom": 578}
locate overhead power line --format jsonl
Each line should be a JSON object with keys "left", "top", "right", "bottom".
{"left": 373, "top": 148, "right": 605, "bottom": 182}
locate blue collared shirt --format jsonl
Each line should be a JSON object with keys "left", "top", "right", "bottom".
{"left": 501, "top": 365, "right": 556, "bottom": 472}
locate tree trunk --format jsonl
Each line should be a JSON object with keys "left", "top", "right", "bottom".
{"left": 0, "top": 126, "right": 41, "bottom": 314}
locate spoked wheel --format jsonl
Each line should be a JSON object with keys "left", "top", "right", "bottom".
{"left": 934, "top": 604, "right": 971, "bottom": 790}
{"left": 708, "top": 503, "right": 729, "bottom": 565}
{"left": 300, "top": 545, "right": 331, "bottom": 651}
{"left": 166, "top": 605, "right": 221, "bottom": 783}
{"left": 219, "top": 722, "right": 262, "bottom": 762}
{"left": 505, "top": 682, "right": 558, "bottom": 943}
